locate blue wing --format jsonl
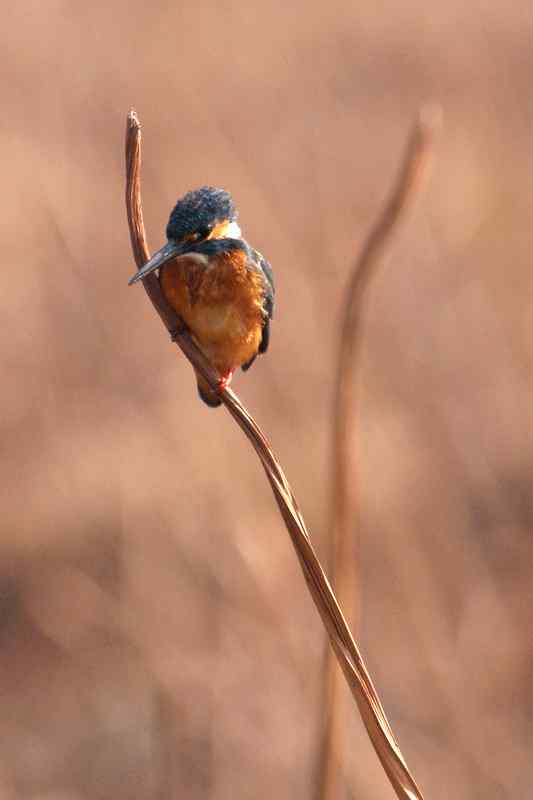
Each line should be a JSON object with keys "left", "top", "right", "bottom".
{"left": 258, "top": 252, "right": 274, "bottom": 354}
{"left": 242, "top": 250, "right": 275, "bottom": 371}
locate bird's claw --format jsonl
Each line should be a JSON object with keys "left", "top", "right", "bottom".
{"left": 217, "top": 371, "right": 234, "bottom": 393}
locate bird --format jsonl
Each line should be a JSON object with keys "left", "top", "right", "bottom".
{"left": 129, "top": 186, "right": 274, "bottom": 407}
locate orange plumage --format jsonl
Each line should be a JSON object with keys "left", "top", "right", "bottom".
{"left": 160, "top": 248, "right": 266, "bottom": 404}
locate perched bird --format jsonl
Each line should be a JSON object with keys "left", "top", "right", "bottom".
{"left": 129, "top": 186, "right": 274, "bottom": 407}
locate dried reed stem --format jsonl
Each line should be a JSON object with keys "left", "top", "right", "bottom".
{"left": 125, "top": 110, "right": 426, "bottom": 800}
{"left": 318, "top": 108, "right": 441, "bottom": 800}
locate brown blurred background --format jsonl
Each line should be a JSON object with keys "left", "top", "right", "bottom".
{"left": 2, "top": 1, "right": 533, "bottom": 798}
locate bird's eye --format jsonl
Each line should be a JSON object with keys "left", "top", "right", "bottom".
{"left": 194, "top": 226, "right": 212, "bottom": 241}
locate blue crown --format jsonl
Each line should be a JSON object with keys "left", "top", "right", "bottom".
{"left": 166, "top": 186, "right": 237, "bottom": 241}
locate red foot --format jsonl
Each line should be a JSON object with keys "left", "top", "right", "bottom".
{"left": 217, "top": 370, "right": 234, "bottom": 392}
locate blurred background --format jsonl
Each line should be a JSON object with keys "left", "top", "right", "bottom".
{"left": 2, "top": 0, "right": 533, "bottom": 798}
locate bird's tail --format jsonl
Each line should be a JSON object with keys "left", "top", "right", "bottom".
{"left": 195, "top": 370, "right": 222, "bottom": 408}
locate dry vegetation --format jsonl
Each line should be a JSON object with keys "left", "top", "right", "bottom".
{"left": 2, "top": 1, "right": 533, "bottom": 799}
{"left": 126, "top": 106, "right": 435, "bottom": 800}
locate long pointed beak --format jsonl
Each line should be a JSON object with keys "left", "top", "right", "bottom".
{"left": 128, "top": 240, "right": 188, "bottom": 285}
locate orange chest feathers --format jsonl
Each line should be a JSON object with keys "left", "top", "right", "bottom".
{"left": 159, "top": 249, "right": 265, "bottom": 372}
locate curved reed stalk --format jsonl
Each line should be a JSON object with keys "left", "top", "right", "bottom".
{"left": 318, "top": 108, "right": 441, "bottom": 800}
{"left": 125, "top": 110, "right": 426, "bottom": 800}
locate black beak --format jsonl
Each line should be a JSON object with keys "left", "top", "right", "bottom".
{"left": 128, "top": 240, "right": 189, "bottom": 285}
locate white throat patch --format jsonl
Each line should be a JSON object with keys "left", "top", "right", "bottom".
{"left": 223, "top": 221, "right": 242, "bottom": 239}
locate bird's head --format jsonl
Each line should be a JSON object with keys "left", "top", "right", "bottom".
{"left": 128, "top": 186, "right": 242, "bottom": 285}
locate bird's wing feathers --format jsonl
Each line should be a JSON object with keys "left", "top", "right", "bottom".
{"left": 258, "top": 252, "right": 274, "bottom": 302}
{"left": 257, "top": 251, "right": 274, "bottom": 354}
{"left": 242, "top": 249, "right": 274, "bottom": 371}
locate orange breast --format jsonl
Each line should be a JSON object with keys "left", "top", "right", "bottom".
{"left": 160, "top": 249, "right": 265, "bottom": 374}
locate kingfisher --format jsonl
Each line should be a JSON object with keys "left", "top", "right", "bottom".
{"left": 129, "top": 186, "right": 274, "bottom": 407}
